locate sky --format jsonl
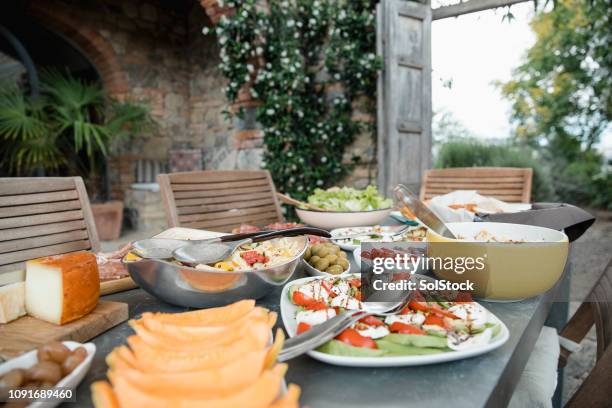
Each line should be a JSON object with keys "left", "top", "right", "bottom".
{"left": 431, "top": 2, "right": 612, "bottom": 156}
{"left": 431, "top": 2, "right": 536, "bottom": 141}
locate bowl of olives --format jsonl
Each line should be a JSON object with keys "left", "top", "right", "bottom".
{"left": 302, "top": 242, "right": 351, "bottom": 276}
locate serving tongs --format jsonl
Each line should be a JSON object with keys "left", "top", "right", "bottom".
{"left": 132, "top": 227, "right": 331, "bottom": 261}
{"left": 393, "top": 184, "right": 457, "bottom": 239}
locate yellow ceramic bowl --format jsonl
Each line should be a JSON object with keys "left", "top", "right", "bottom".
{"left": 427, "top": 222, "right": 568, "bottom": 301}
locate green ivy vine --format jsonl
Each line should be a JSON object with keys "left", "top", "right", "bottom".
{"left": 207, "top": 0, "right": 380, "bottom": 200}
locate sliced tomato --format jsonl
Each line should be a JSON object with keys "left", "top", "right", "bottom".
{"left": 292, "top": 291, "right": 328, "bottom": 310}
{"left": 354, "top": 291, "right": 363, "bottom": 301}
{"left": 297, "top": 322, "right": 311, "bottom": 335}
{"left": 389, "top": 322, "right": 426, "bottom": 335}
{"left": 423, "top": 314, "right": 446, "bottom": 328}
{"left": 359, "top": 315, "right": 384, "bottom": 326}
{"left": 321, "top": 280, "right": 335, "bottom": 297}
{"left": 348, "top": 278, "right": 361, "bottom": 288}
{"left": 408, "top": 300, "right": 429, "bottom": 313}
{"left": 429, "top": 305, "right": 459, "bottom": 319}
{"left": 336, "top": 328, "right": 377, "bottom": 349}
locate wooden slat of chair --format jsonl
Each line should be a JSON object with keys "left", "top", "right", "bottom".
{"left": 0, "top": 177, "right": 100, "bottom": 276}
{"left": 419, "top": 167, "right": 533, "bottom": 203}
{"left": 158, "top": 170, "right": 284, "bottom": 233}
{"left": 559, "top": 258, "right": 612, "bottom": 407}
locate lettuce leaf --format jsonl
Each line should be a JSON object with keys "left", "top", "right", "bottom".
{"left": 307, "top": 186, "right": 392, "bottom": 211}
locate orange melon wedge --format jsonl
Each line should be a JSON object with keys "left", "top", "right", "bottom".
{"left": 264, "top": 329, "right": 285, "bottom": 369}
{"left": 140, "top": 299, "right": 255, "bottom": 326}
{"left": 109, "top": 364, "right": 288, "bottom": 408}
{"left": 268, "top": 384, "right": 301, "bottom": 408}
{"left": 107, "top": 347, "right": 267, "bottom": 397}
{"left": 91, "top": 381, "right": 119, "bottom": 408}
{"left": 140, "top": 307, "right": 269, "bottom": 338}
{"left": 129, "top": 316, "right": 271, "bottom": 351}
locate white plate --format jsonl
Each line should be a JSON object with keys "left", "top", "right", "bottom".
{"left": 295, "top": 208, "right": 392, "bottom": 230}
{"left": 280, "top": 276, "right": 509, "bottom": 367}
{"left": 0, "top": 341, "right": 96, "bottom": 407}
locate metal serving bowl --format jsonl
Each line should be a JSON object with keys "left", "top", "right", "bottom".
{"left": 125, "top": 235, "right": 308, "bottom": 308}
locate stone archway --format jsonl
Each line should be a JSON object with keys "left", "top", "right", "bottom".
{"left": 27, "top": 2, "right": 128, "bottom": 98}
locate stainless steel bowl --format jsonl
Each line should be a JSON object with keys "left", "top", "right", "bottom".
{"left": 126, "top": 235, "right": 308, "bottom": 308}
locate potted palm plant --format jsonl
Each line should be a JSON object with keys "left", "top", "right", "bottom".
{"left": 0, "top": 71, "right": 154, "bottom": 240}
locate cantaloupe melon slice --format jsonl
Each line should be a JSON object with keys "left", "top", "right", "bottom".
{"left": 109, "top": 364, "right": 288, "bottom": 408}
{"left": 125, "top": 332, "right": 269, "bottom": 372}
{"left": 140, "top": 307, "right": 269, "bottom": 338}
{"left": 264, "top": 329, "right": 285, "bottom": 369}
{"left": 91, "top": 381, "right": 119, "bottom": 408}
{"left": 129, "top": 316, "right": 271, "bottom": 351}
{"left": 140, "top": 299, "right": 255, "bottom": 326}
{"left": 108, "top": 347, "right": 267, "bottom": 397}
{"left": 268, "top": 384, "right": 301, "bottom": 408}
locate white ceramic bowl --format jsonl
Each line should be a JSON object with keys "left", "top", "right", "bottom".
{"left": 295, "top": 208, "right": 392, "bottom": 230}
{"left": 0, "top": 341, "right": 96, "bottom": 408}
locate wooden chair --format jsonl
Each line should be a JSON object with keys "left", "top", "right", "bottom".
{"left": 0, "top": 177, "right": 100, "bottom": 280}
{"left": 157, "top": 170, "right": 284, "bottom": 232}
{"left": 420, "top": 167, "right": 533, "bottom": 203}
{"left": 558, "top": 258, "right": 612, "bottom": 407}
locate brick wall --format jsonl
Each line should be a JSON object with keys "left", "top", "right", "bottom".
{"left": 28, "top": 0, "right": 376, "bottom": 199}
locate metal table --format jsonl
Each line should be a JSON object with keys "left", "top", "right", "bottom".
{"left": 71, "top": 264, "right": 563, "bottom": 408}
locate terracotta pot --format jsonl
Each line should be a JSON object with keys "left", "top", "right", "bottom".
{"left": 91, "top": 201, "right": 124, "bottom": 241}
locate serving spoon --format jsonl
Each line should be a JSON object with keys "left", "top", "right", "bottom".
{"left": 171, "top": 227, "right": 331, "bottom": 265}
{"left": 276, "top": 193, "right": 329, "bottom": 212}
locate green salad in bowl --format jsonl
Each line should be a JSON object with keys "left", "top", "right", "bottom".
{"left": 307, "top": 186, "right": 392, "bottom": 212}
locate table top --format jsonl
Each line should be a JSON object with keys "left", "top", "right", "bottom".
{"left": 70, "top": 265, "right": 558, "bottom": 408}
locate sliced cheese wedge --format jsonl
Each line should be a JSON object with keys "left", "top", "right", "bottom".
{"left": 26, "top": 252, "right": 100, "bottom": 325}
{"left": 0, "top": 281, "right": 26, "bottom": 323}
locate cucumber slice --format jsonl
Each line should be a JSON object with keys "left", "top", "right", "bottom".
{"left": 317, "top": 340, "right": 386, "bottom": 357}
{"left": 383, "top": 333, "right": 448, "bottom": 349}
{"left": 376, "top": 340, "right": 447, "bottom": 355}
{"left": 485, "top": 322, "right": 502, "bottom": 337}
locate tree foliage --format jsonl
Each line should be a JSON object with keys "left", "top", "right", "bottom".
{"left": 499, "top": 0, "right": 611, "bottom": 206}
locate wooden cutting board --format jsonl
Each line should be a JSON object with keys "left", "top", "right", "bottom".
{"left": 100, "top": 277, "right": 138, "bottom": 295}
{"left": 0, "top": 300, "right": 128, "bottom": 361}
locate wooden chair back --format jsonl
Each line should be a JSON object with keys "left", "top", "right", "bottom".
{"left": 420, "top": 167, "right": 533, "bottom": 203}
{"left": 560, "top": 258, "right": 612, "bottom": 407}
{"left": 0, "top": 177, "right": 100, "bottom": 278}
{"left": 158, "top": 170, "right": 284, "bottom": 232}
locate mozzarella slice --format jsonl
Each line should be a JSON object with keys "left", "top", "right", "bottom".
{"left": 296, "top": 308, "right": 336, "bottom": 326}
{"left": 384, "top": 312, "right": 426, "bottom": 326}
{"left": 330, "top": 294, "right": 361, "bottom": 310}
{"left": 357, "top": 325, "right": 390, "bottom": 339}
{"left": 448, "top": 303, "right": 488, "bottom": 331}
{"left": 298, "top": 280, "right": 329, "bottom": 302}
{"left": 447, "top": 328, "right": 493, "bottom": 351}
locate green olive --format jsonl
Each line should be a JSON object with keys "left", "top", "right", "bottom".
{"left": 337, "top": 258, "right": 350, "bottom": 270}
{"left": 316, "top": 248, "right": 330, "bottom": 258}
{"left": 304, "top": 247, "right": 312, "bottom": 260}
{"left": 314, "top": 259, "right": 330, "bottom": 271}
{"left": 338, "top": 251, "right": 348, "bottom": 258}
{"left": 326, "top": 265, "right": 344, "bottom": 275}
{"left": 311, "top": 244, "right": 324, "bottom": 255}
{"left": 325, "top": 254, "right": 338, "bottom": 264}
{"left": 308, "top": 255, "right": 321, "bottom": 266}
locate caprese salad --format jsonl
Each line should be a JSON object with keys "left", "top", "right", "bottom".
{"left": 288, "top": 275, "right": 502, "bottom": 357}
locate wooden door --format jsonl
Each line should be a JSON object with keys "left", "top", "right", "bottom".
{"left": 377, "top": 0, "right": 432, "bottom": 195}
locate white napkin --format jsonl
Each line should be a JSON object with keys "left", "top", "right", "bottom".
{"left": 428, "top": 190, "right": 531, "bottom": 223}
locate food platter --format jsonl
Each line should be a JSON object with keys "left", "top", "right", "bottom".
{"left": 330, "top": 225, "right": 427, "bottom": 251}
{"left": 280, "top": 275, "right": 509, "bottom": 367}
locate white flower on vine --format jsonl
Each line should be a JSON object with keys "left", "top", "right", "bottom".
{"left": 356, "top": 72, "right": 362, "bottom": 78}
{"left": 339, "top": 10, "right": 346, "bottom": 20}
{"left": 299, "top": 157, "right": 304, "bottom": 163}
{"left": 281, "top": 50, "right": 287, "bottom": 57}
{"left": 297, "top": 185, "right": 304, "bottom": 191}
{"left": 297, "top": 21, "right": 303, "bottom": 28}
{"left": 368, "top": 53, "right": 376, "bottom": 60}
{"left": 309, "top": 18, "right": 316, "bottom": 25}
{"left": 244, "top": 42, "right": 251, "bottom": 50}
{"left": 202, "top": 26, "right": 210, "bottom": 35}
{"left": 220, "top": 15, "right": 228, "bottom": 24}
{"left": 247, "top": 64, "right": 255, "bottom": 73}
{"left": 218, "top": 0, "right": 225, "bottom": 7}
{"left": 289, "top": 177, "right": 295, "bottom": 183}
{"left": 289, "top": 66, "right": 296, "bottom": 73}
{"left": 244, "top": 74, "right": 250, "bottom": 81}
{"left": 230, "top": 81, "right": 237, "bottom": 88}
{"left": 337, "top": 126, "right": 343, "bottom": 132}
{"left": 334, "top": 73, "right": 341, "bottom": 80}
{"left": 294, "top": 32, "right": 300, "bottom": 39}
{"left": 256, "top": 47, "right": 264, "bottom": 55}
{"left": 266, "top": 63, "right": 272, "bottom": 68}
{"left": 287, "top": 152, "right": 293, "bottom": 157}
{"left": 322, "top": 134, "right": 328, "bottom": 140}
{"left": 297, "top": 111, "right": 304, "bottom": 118}
{"left": 266, "top": 108, "right": 275, "bottom": 115}
{"left": 316, "top": 180, "right": 324, "bottom": 186}
{"left": 313, "top": 9, "right": 319, "bottom": 17}
{"left": 219, "top": 36, "right": 227, "bottom": 45}
{"left": 287, "top": 19, "right": 295, "bottom": 28}
{"left": 241, "top": 10, "right": 248, "bottom": 18}
{"left": 321, "top": 156, "right": 327, "bottom": 163}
